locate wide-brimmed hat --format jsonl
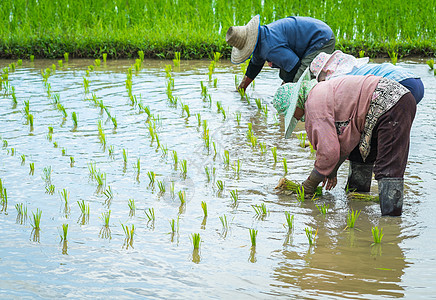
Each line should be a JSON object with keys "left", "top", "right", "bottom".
{"left": 310, "top": 50, "right": 369, "bottom": 81}
{"left": 272, "top": 67, "right": 312, "bottom": 138}
{"left": 226, "top": 15, "right": 260, "bottom": 64}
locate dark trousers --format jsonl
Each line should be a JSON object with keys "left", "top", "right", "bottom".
{"left": 348, "top": 92, "right": 416, "bottom": 180}
{"left": 399, "top": 78, "right": 424, "bottom": 104}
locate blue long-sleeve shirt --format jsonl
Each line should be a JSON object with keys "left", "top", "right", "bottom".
{"left": 245, "top": 16, "right": 333, "bottom": 80}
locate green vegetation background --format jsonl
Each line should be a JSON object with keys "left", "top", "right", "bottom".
{"left": 1, "top": 0, "right": 435, "bottom": 59}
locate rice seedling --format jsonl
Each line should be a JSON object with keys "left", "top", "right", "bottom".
{"left": 51, "top": 64, "right": 56, "bottom": 72}
{"left": 95, "top": 59, "right": 101, "bottom": 67}
{"left": 59, "top": 188, "right": 69, "bottom": 206}
{"left": 111, "top": 116, "right": 117, "bottom": 128}
{"left": 221, "top": 108, "right": 227, "bottom": 120}
{"left": 296, "top": 186, "right": 305, "bottom": 202}
{"left": 17, "top": 59, "right": 22, "bottom": 66}
{"left": 108, "top": 145, "right": 115, "bottom": 157}
{"left": 204, "top": 166, "right": 212, "bottom": 182}
{"left": 212, "top": 142, "right": 217, "bottom": 157}
{"left": 170, "top": 182, "right": 175, "bottom": 198}
{"left": 134, "top": 157, "right": 141, "bottom": 174}
{"left": 213, "top": 78, "right": 218, "bottom": 88}
{"left": 308, "top": 142, "right": 316, "bottom": 153}
{"left": 57, "top": 103, "right": 67, "bottom": 118}
{"left": 427, "top": 59, "right": 434, "bottom": 69}
{"left": 2, "top": 140, "right": 8, "bottom": 148}
{"left": 102, "top": 53, "right": 108, "bottom": 63}
{"left": 201, "top": 201, "right": 207, "bottom": 217}
{"left": 30, "top": 55, "right": 34, "bottom": 62}
{"left": 0, "top": 188, "right": 7, "bottom": 210}
{"left": 9, "top": 63, "right": 16, "bottom": 71}
{"left": 216, "top": 180, "right": 224, "bottom": 191}
{"left": 71, "top": 112, "right": 78, "bottom": 127}
{"left": 284, "top": 211, "right": 294, "bottom": 232}
{"left": 182, "top": 104, "right": 190, "bottom": 117}
{"left": 220, "top": 214, "right": 229, "bottom": 231}
{"left": 173, "top": 51, "right": 181, "bottom": 66}
{"left": 283, "top": 157, "right": 288, "bottom": 174}
{"left": 200, "top": 81, "right": 208, "bottom": 98}
{"left": 231, "top": 159, "right": 241, "bottom": 178}
{"left": 169, "top": 217, "right": 179, "bottom": 233}
{"left": 104, "top": 186, "right": 114, "bottom": 199}
{"left": 31, "top": 208, "right": 42, "bottom": 229}
{"left": 101, "top": 210, "right": 111, "bottom": 227}
{"left": 257, "top": 142, "right": 267, "bottom": 155}
{"left": 28, "top": 114, "right": 34, "bottom": 129}
{"left": 316, "top": 203, "right": 329, "bottom": 215}
{"left": 262, "top": 104, "right": 268, "bottom": 115}
{"left": 255, "top": 98, "right": 262, "bottom": 110}
{"left": 252, "top": 203, "right": 269, "bottom": 218}
{"left": 45, "top": 184, "right": 55, "bottom": 194}
{"left": 127, "top": 198, "right": 135, "bottom": 216}
{"left": 203, "top": 129, "right": 210, "bottom": 150}
{"left": 171, "top": 150, "right": 178, "bottom": 168}
{"left": 234, "top": 111, "right": 242, "bottom": 126}
{"left": 42, "top": 166, "right": 52, "bottom": 183}
{"left": 121, "top": 223, "right": 135, "bottom": 241}
{"left": 64, "top": 52, "right": 69, "bottom": 63}
{"left": 144, "top": 207, "right": 155, "bottom": 222}
{"left": 359, "top": 50, "right": 365, "bottom": 58}
{"left": 164, "top": 64, "right": 172, "bottom": 77}
{"left": 94, "top": 171, "right": 106, "bottom": 187}
{"left": 297, "top": 132, "right": 307, "bottom": 148}
{"left": 53, "top": 142, "right": 58, "bottom": 148}
{"left": 87, "top": 162, "right": 97, "bottom": 177}
{"left": 29, "top": 162, "right": 34, "bottom": 174}
{"left": 77, "top": 200, "right": 90, "bottom": 216}
{"left": 178, "top": 190, "right": 186, "bottom": 204}
{"left": 389, "top": 51, "right": 398, "bottom": 65}
{"left": 250, "top": 135, "right": 258, "bottom": 148}
{"left": 191, "top": 233, "right": 201, "bottom": 249}
{"left": 155, "top": 180, "right": 165, "bottom": 194}
{"left": 305, "top": 227, "right": 318, "bottom": 245}
{"left": 180, "top": 159, "right": 187, "bottom": 175}
{"left": 122, "top": 148, "right": 128, "bottom": 164}
{"left": 249, "top": 228, "right": 258, "bottom": 247}
{"left": 223, "top": 150, "right": 230, "bottom": 166}
{"left": 15, "top": 203, "right": 27, "bottom": 221}
{"left": 346, "top": 209, "right": 361, "bottom": 229}
{"left": 59, "top": 224, "right": 68, "bottom": 241}
{"left": 69, "top": 156, "right": 75, "bottom": 166}
{"left": 371, "top": 226, "right": 384, "bottom": 245}
{"left": 20, "top": 154, "right": 25, "bottom": 164}
{"left": 230, "top": 189, "right": 238, "bottom": 205}
{"left": 216, "top": 100, "right": 223, "bottom": 113}
{"left": 83, "top": 77, "right": 89, "bottom": 93}
{"left": 147, "top": 171, "right": 156, "bottom": 185}
{"left": 271, "top": 147, "right": 278, "bottom": 163}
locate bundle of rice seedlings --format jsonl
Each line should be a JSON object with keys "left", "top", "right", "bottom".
{"left": 348, "top": 192, "right": 379, "bottom": 202}
{"left": 275, "top": 178, "right": 322, "bottom": 196}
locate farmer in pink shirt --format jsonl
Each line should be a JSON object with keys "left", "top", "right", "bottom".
{"left": 273, "top": 68, "right": 416, "bottom": 216}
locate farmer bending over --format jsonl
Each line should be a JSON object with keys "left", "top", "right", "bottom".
{"left": 273, "top": 68, "right": 416, "bottom": 216}
{"left": 226, "top": 15, "right": 335, "bottom": 91}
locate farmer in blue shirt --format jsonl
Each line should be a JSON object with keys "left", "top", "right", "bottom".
{"left": 226, "top": 15, "right": 335, "bottom": 91}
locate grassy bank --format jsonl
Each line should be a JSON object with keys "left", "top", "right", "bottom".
{"left": 1, "top": 0, "right": 435, "bottom": 59}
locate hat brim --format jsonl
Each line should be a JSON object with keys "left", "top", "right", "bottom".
{"left": 283, "top": 67, "right": 312, "bottom": 138}
{"left": 314, "top": 50, "right": 341, "bottom": 81}
{"left": 231, "top": 15, "right": 260, "bottom": 64}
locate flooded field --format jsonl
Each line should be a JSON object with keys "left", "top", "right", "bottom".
{"left": 0, "top": 58, "right": 435, "bottom": 299}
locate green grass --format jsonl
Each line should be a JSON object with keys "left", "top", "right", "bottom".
{"left": 2, "top": 0, "right": 435, "bottom": 59}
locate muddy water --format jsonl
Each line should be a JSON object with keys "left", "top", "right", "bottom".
{"left": 0, "top": 58, "right": 435, "bottom": 299}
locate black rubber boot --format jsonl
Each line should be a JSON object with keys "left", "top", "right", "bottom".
{"left": 346, "top": 162, "right": 373, "bottom": 192}
{"left": 378, "top": 178, "right": 404, "bottom": 216}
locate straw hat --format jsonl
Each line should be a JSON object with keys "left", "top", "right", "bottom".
{"left": 226, "top": 15, "right": 260, "bottom": 64}
{"left": 273, "top": 67, "right": 313, "bottom": 138}
{"left": 310, "top": 50, "right": 369, "bottom": 81}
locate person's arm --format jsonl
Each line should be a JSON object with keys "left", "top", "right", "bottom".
{"left": 238, "top": 61, "right": 264, "bottom": 91}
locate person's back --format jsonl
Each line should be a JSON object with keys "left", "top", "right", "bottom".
{"left": 348, "top": 63, "right": 416, "bottom": 82}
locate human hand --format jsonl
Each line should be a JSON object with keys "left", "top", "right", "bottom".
{"left": 322, "top": 176, "right": 337, "bottom": 190}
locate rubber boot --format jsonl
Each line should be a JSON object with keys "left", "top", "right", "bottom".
{"left": 346, "top": 162, "right": 373, "bottom": 192}
{"left": 378, "top": 178, "right": 404, "bottom": 216}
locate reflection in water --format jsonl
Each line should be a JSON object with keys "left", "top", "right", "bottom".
{"left": 191, "top": 248, "right": 201, "bottom": 264}
{"left": 201, "top": 216, "right": 207, "bottom": 229}
{"left": 61, "top": 241, "right": 68, "bottom": 255}
{"left": 30, "top": 228, "right": 40, "bottom": 243}
{"left": 77, "top": 214, "right": 89, "bottom": 225}
{"left": 271, "top": 215, "right": 407, "bottom": 298}
{"left": 123, "top": 237, "right": 134, "bottom": 250}
{"left": 99, "top": 226, "right": 111, "bottom": 240}
{"left": 248, "top": 247, "right": 257, "bottom": 263}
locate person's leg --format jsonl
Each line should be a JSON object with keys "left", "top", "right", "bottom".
{"left": 373, "top": 92, "right": 416, "bottom": 216}
{"left": 347, "top": 143, "right": 376, "bottom": 192}
{"left": 292, "top": 36, "right": 336, "bottom": 82}
{"left": 398, "top": 78, "right": 425, "bottom": 104}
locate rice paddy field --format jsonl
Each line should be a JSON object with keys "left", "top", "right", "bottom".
{"left": 0, "top": 56, "right": 435, "bottom": 299}
{"left": 1, "top": 0, "right": 436, "bottom": 59}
